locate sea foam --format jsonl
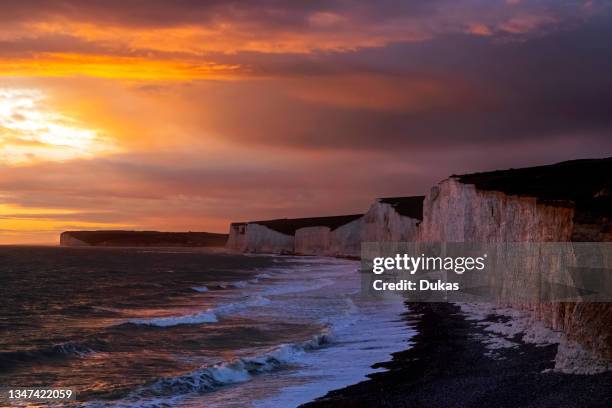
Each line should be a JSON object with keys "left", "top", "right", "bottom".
{"left": 128, "top": 296, "right": 271, "bottom": 327}
{"left": 85, "top": 332, "right": 332, "bottom": 407}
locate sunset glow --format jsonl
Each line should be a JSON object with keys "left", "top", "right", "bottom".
{"left": 0, "top": 54, "right": 243, "bottom": 81}
{"left": 0, "top": 0, "right": 611, "bottom": 244}
{"left": 0, "top": 203, "right": 129, "bottom": 245}
{"left": 2, "top": 4, "right": 612, "bottom": 408}
{"left": 0, "top": 88, "right": 115, "bottom": 164}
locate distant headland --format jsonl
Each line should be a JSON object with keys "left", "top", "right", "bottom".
{"left": 60, "top": 230, "right": 228, "bottom": 247}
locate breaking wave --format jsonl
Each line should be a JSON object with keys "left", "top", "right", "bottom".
{"left": 86, "top": 332, "right": 332, "bottom": 407}
{"left": 127, "top": 296, "right": 271, "bottom": 327}
{"left": 146, "top": 333, "right": 330, "bottom": 395}
{"left": 128, "top": 310, "right": 219, "bottom": 327}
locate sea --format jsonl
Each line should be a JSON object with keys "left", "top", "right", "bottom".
{"left": 0, "top": 246, "right": 414, "bottom": 408}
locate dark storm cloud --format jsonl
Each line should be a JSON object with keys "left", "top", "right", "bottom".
{"left": 2, "top": 0, "right": 612, "bottom": 243}
{"left": 191, "top": 8, "right": 612, "bottom": 152}
{"left": 0, "top": 0, "right": 381, "bottom": 27}
{"left": 2, "top": 1, "right": 611, "bottom": 157}
{"left": 0, "top": 0, "right": 593, "bottom": 32}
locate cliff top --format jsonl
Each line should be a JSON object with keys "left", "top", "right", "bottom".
{"left": 456, "top": 157, "right": 612, "bottom": 216}
{"left": 61, "top": 230, "right": 228, "bottom": 247}
{"left": 378, "top": 196, "right": 425, "bottom": 220}
{"left": 235, "top": 214, "right": 364, "bottom": 236}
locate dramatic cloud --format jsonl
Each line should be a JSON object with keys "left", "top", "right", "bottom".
{"left": 0, "top": 0, "right": 611, "bottom": 243}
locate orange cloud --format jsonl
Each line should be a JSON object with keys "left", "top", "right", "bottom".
{"left": 0, "top": 1, "right": 606, "bottom": 245}
{"left": 0, "top": 53, "right": 242, "bottom": 81}
{"left": 467, "top": 23, "right": 494, "bottom": 36}
{"left": 24, "top": 20, "right": 430, "bottom": 55}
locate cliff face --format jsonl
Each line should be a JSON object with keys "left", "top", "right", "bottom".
{"left": 59, "top": 232, "right": 89, "bottom": 247}
{"left": 242, "top": 223, "right": 295, "bottom": 254}
{"left": 362, "top": 199, "right": 421, "bottom": 243}
{"left": 329, "top": 217, "right": 363, "bottom": 257}
{"left": 227, "top": 223, "right": 247, "bottom": 252}
{"left": 419, "top": 178, "right": 574, "bottom": 242}
{"left": 419, "top": 171, "right": 612, "bottom": 362}
{"left": 295, "top": 226, "right": 331, "bottom": 255}
{"left": 293, "top": 218, "right": 365, "bottom": 257}
{"left": 226, "top": 202, "right": 423, "bottom": 258}
{"left": 226, "top": 158, "right": 612, "bottom": 363}
{"left": 227, "top": 214, "right": 364, "bottom": 256}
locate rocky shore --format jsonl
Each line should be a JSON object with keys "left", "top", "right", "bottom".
{"left": 301, "top": 302, "right": 612, "bottom": 408}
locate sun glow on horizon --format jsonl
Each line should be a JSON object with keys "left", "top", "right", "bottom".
{"left": 0, "top": 203, "right": 132, "bottom": 245}
{"left": 0, "top": 88, "right": 117, "bottom": 164}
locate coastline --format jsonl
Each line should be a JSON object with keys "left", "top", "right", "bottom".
{"left": 300, "top": 303, "right": 612, "bottom": 408}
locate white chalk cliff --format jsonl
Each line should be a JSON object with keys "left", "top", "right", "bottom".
{"left": 362, "top": 198, "right": 421, "bottom": 243}
{"left": 59, "top": 232, "right": 89, "bottom": 247}
{"left": 227, "top": 200, "right": 423, "bottom": 258}
{"left": 419, "top": 175, "right": 612, "bottom": 363}
{"left": 227, "top": 157, "right": 612, "bottom": 363}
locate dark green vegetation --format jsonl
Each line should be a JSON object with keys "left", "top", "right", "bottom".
{"left": 457, "top": 157, "right": 612, "bottom": 217}
{"left": 378, "top": 196, "right": 425, "bottom": 220}
{"left": 232, "top": 214, "right": 364, "bottom": 236}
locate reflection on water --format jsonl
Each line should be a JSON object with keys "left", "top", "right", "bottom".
{"left": 0, "top": 247, "right": 413, "bottom": 407}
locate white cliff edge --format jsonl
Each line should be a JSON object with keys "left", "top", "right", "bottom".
{"left": 226, "top": 158, "right": 612, "bottom": 370}
{"left": 227, "top": 198, "right": 423, "bottom": 258}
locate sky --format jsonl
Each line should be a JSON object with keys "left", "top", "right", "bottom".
{"left": 1, "top": 0, "right": 612, "bottom": 244}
